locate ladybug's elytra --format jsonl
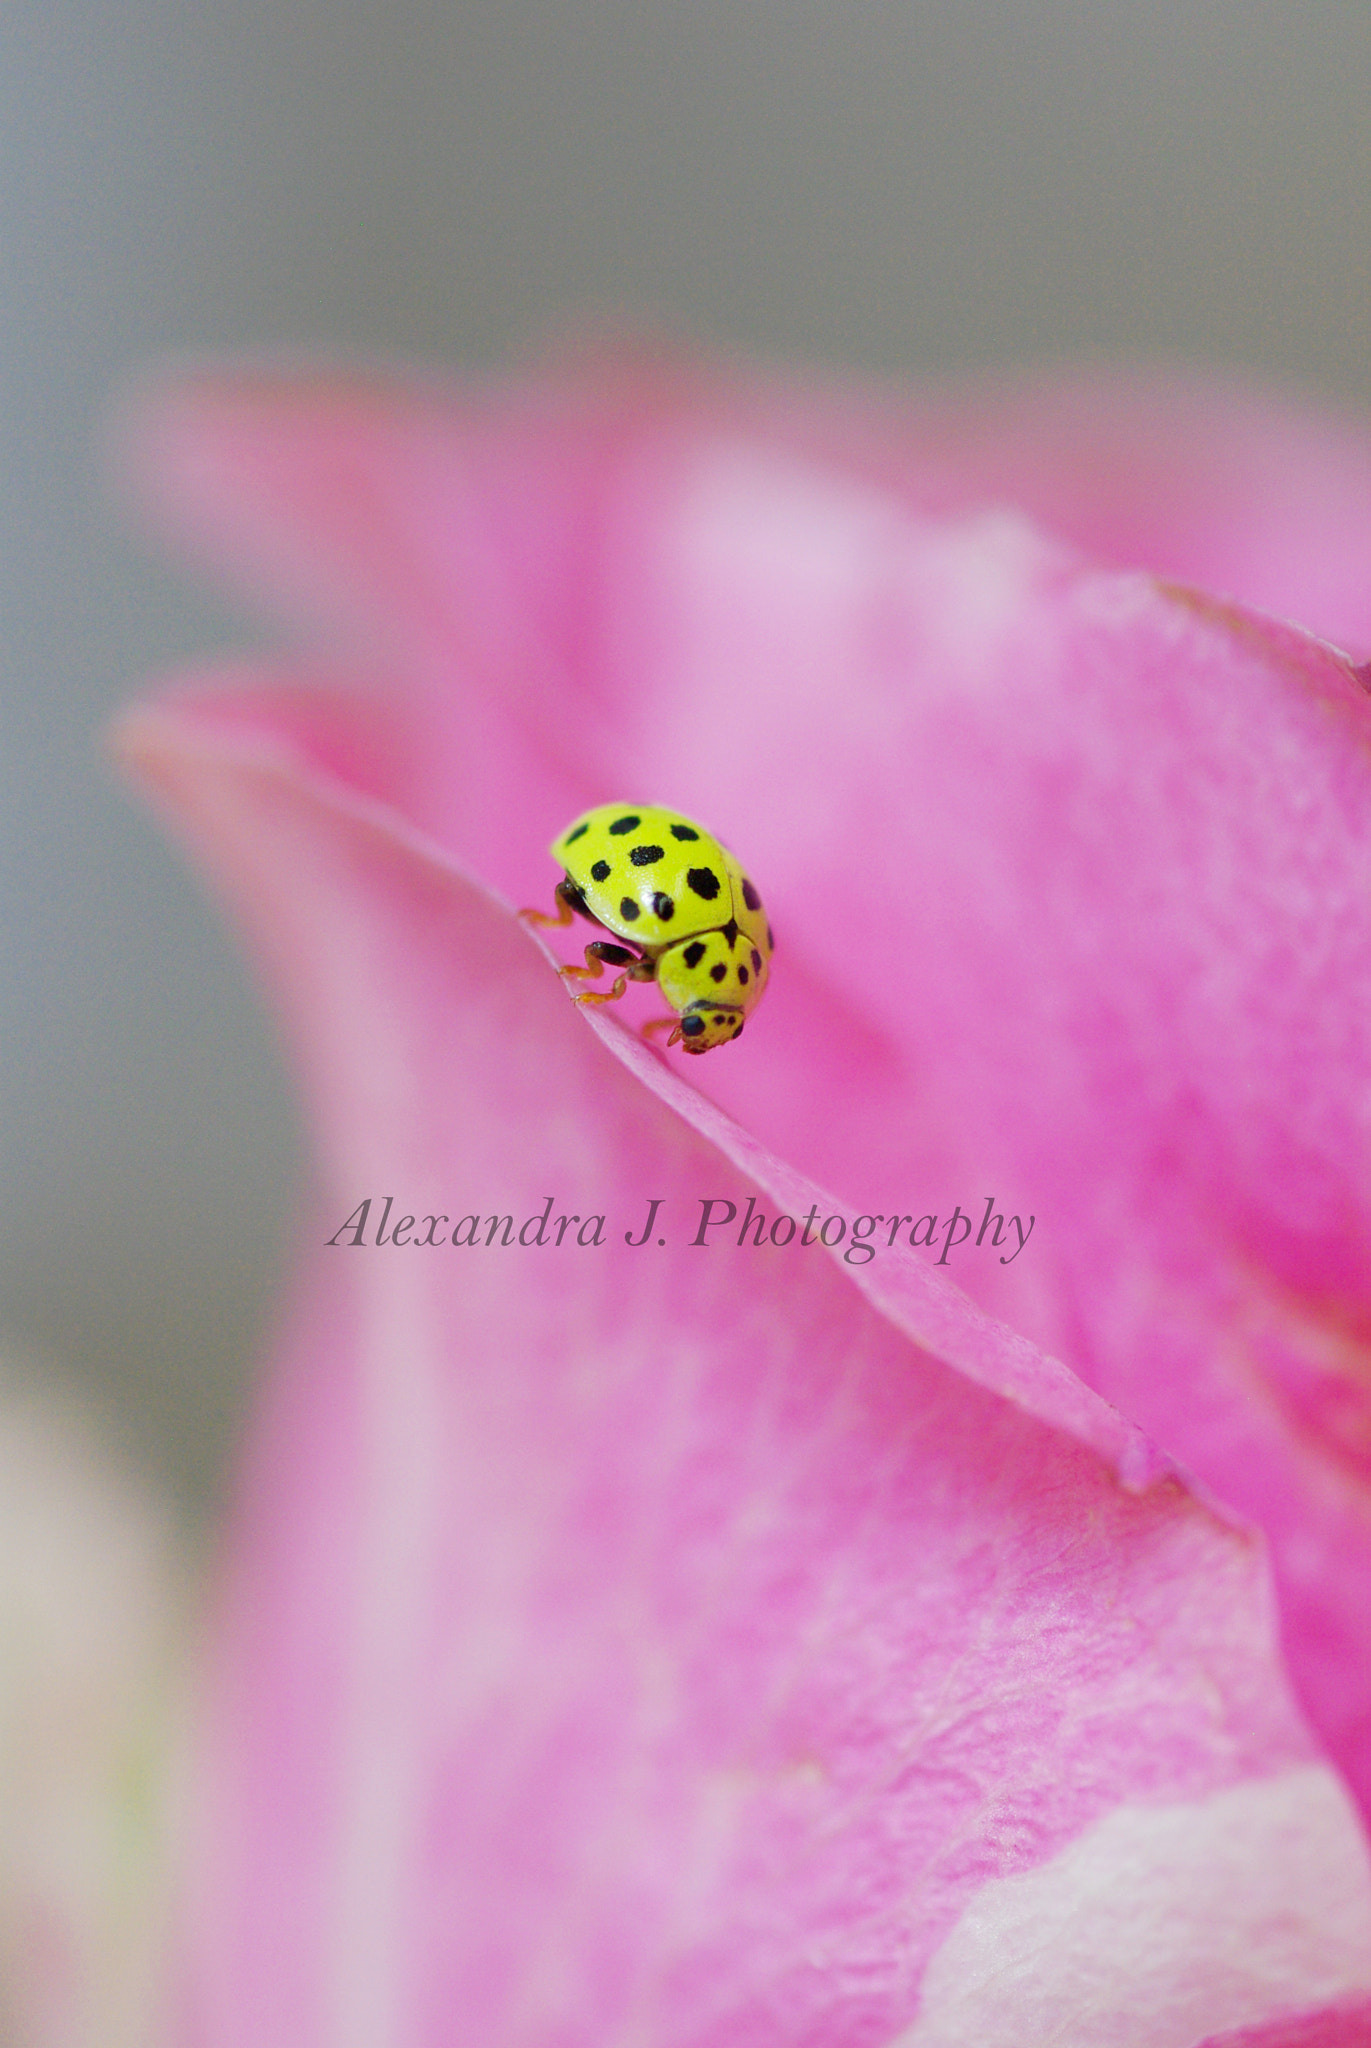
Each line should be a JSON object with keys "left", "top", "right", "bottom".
{"left": 522, "top": 803, "right": 774, "bottom": 1053}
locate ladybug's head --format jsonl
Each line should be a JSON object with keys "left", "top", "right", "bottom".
{"left": 673, "top": 1002, "right": 746, "bottom": 1054}
{"left": 656, "top": 929, "right": 760, "bottom": 1052}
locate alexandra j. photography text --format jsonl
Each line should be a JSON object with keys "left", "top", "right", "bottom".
{"left": 326, "top": 1193, "right": 1037, "bottom": 1267}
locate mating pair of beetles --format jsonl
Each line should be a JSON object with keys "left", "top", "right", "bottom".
{"left": 523, "top": 802, "right": 774, "bottom": 1054}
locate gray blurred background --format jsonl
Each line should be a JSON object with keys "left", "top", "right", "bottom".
{"left": 4, "top": 3, "right": 1371, "bottom": 1519}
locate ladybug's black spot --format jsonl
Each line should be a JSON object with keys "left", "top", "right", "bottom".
{"left": 629, "top": 843, "right": 664, "bottom": 866}
{"left": 737, "top": 965, "right": 749, "bottom": 985}
{"left": 741, "top": 878, "right": 761, "bottom": 911}
{"left": 686, "top": 867, "right": 721, "bottom": 901}
{"left": 751, "top": 948, "right": 762, "bottom": 972}
{"left": 565, "top": 822, "right": 589, "bottom": 844}
{"left": 713, "top": 1014, "right": 727, "bottom": 1025}
{"left": 619, "top": 897, "right": 640, "bottom": 921}
{"left": 710, "top": 963, "right": 727, "bottom": 983}
{"left": 681, "top": 1014, "right": 705, "bottom": 1037}
{"left": 733, "top": 1021, "right": 743, "bottom": 1037}
{"left": 720, "top": 918, "right": 740, "bottom": 949}
{"left": 609, "top": 814, "right": 641, "bottom": 835}
{"left": 590, "top": 859, "right": 611, "bottom": 882}
{"left": 767, "top": 924, "right": 776, "bottom": 951}
{"left": 682, "top": 941, "right": 706, "bottom": 969}
{"left": 670, "top": 823, "right": 699, "bottom": 841}
{"left": 653, "top": 893, "right": 674, "bottom": 920}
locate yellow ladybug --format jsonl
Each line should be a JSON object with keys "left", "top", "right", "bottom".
{"left": 522, "top": 804, "right": 774, "bottom": 1052}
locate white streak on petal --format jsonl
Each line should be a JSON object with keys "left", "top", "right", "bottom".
{"left": 893, "top": 1765, "right": 1371, "bottom": 2048}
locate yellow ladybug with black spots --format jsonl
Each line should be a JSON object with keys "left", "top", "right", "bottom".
{"left": 522, "top": 803, "right": 774, "bottom": 1052}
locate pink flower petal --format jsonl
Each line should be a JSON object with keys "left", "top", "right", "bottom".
{"left": 119, "top": 685, "right": 1371, "bottom": 2044}
{"left": 582, "top": 460, "right": 1371, "bottom": 1808}
{"left": 1196, "top": 1997, "right": 1371, "bottom": 2048}
{"left": 125, "top": 362, "right": 1371, "bottom": 1811}
{"left": 119, "top": 357, "right": 1371, "bottom": 866}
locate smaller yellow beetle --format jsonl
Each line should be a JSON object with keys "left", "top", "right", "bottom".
{"left": 522, "top": 803, "right": 774, "bottom": 1052}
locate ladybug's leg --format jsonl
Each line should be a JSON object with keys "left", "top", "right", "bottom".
{"left": 641, "top": 1014, "right": 684, "bottom": 1048}
{"left": 564, "top": 942, "right": 656, "bottom": 1006}
{"left": 520, "top": 877, "right": 603, "bottom": 930}
{"left": 560, "top": 939, "right": 637, "bottom": 983}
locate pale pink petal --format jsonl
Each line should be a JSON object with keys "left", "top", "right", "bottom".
{"left": 118, "top": 684, "right": 1371, "bottom": 2045}
{"left": 123, "top": 355, "right": 1371, "bottom": 671}
{"left": 757, "top": 366, "right": 1371, "bottom": 660}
